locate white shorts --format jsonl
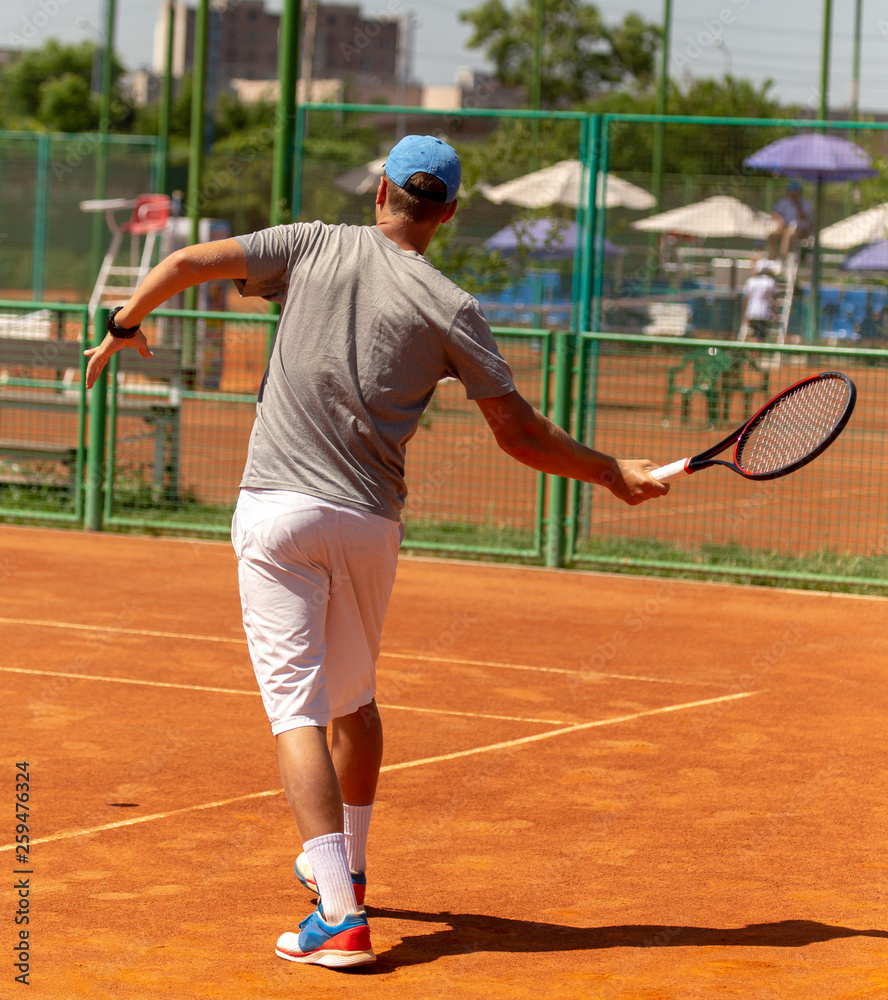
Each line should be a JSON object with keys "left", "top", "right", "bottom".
{"left": 231, "top": 488, "right": 404, "bottom": 734}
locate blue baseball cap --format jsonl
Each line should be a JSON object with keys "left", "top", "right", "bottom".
{"left": 786, "top": 180, "right": 802, "bottom": 192}
{"left": 384, "top": 135, "right": 461, "bottom": 204}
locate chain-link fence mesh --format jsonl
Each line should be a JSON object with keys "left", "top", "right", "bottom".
{"left": 0, "top": 132, "right": 159, "bottom": 301}
{"left": 0, "top": 300, "right": 89, "bottom": 521}
{"left": 572, "top": 334, "right": 887, "bottom": 584}
{"left": 2, "top": 111, "right": 888, "bottom": 587}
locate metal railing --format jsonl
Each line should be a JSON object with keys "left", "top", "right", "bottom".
{"left": 0, "top": 299, "right": 885, "bottom": 589}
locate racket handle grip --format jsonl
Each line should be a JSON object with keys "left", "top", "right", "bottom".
{"left": 650, "top": 459, "right": 691, "bottom": 483}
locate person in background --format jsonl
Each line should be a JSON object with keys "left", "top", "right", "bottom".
{"left": 768, "top": 181, "right": 812, "bottom": 259}
{"left": 743, "top": 258, "right": 778, "bottom": 342}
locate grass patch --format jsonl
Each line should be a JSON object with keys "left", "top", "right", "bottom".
{"left": 572, "top": 535, "right": 888, "bottom": 595}
{"left": 403, "top": 518, "right": 538, "bottom": 555}
{"left": 104, "top": 465, "right": 234, "bottom": 530}
{"left": 0, "top": 477, "right": 76, "bottom": 516}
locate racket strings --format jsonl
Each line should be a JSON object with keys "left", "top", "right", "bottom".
{"left": 737, "top": 377, "right": 851, "bottom": 475}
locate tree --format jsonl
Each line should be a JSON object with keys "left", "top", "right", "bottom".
{"left": 592, "top": 76, "right": 789, "bottom": 177}
{"left": 459, "top": 0, "right": 659, "bottom": 108}
{"left": 37, "top": 74, "right": 98, "bottom": 134}
{"left": 0, "top": 38, "right": 128, "bottom": 132}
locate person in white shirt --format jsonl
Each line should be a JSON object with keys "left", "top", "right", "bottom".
{"left": 743, "top": 259, "right": 778, "bottom": 341}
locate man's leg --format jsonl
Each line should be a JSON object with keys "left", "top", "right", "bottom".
{"left": 320, "top": 508, "right": 401, "bottom": 878}
{"left": 277, "top": 725, "right": 343, "bottom": 840}
{"left": 233, "top": 491, "right": 373, "bottom": 962}
{"left": 274, "top": 732, "right": 373, "bottom": 968}
{"left": 275, "top": 702, "right": 383, "bottom": 837}
{"left": 332, "top": 699, "right": 383, "bottom": 806}
{"left": 333, "top": 700, "right": 383, "bottom": 874}
{"left": 277, "top": 725, "right": 360, "bottom": 923}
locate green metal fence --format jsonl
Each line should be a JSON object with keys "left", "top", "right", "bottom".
{"left": 0, "top": 299, "right": 89, "bottom": 523}
{"left": 570, "top": 333, "right": 888, "bottom": 587}
{"left": 0, "top": 300, "right": 549, "bottom": 558}
{"left": 402, "top": 328, "right": 551, "bottom": 560}
{"left": 99, "top": 306, "right": 277, "bottom": 534}
{"left": 0, "top": 298, "right": 885, "bottom": 588}
{"left": 3, "top": 110, "right": 888, "bottom": 588}
{"left": 292, "top": 108, "right": 888, "bottom": 348}
{"left": 95, "top": 310, "right": 551, "bottom": 556}
{"left": 592, "top": 115, "right": 888, "bottom": 347}
{"left": 0, "top": 131, "right": 160, "bottom": 301}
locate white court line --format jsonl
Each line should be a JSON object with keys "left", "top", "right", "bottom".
{"left": 0, "top": 665, "right": 253, "bottom": 697}
{"left": 0, "top": 689, "right": 762, "bottom": 853}
{"left": 0, "top": 666, "right": 568, "bottom": 726}
{"left": 0, "top": 616, "right": 245, "bottom": 644}
{"left": 0, "top": 615, "right": 724, "bottom": 687}
{"left": 380, "top": 651, "right": 719, "bottom": 687}
{"left": 380, "top": 690, "right": 763, "bottom": 772}
{"left": 380, "top": 703, "right": 570, "bottom": 726}
{"left": 0, "top": 789, "right": 284, "bottom": 852}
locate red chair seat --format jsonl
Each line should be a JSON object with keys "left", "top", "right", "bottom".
{"left": 121, "top": 194, "right": 172, "bottom": 236}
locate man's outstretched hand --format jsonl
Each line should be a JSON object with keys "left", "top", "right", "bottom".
{"left": 599, "top": 459, "right": 670, "bottom": 506}
{"left": 84, "top": 330, "right": 153, "bottom": 390}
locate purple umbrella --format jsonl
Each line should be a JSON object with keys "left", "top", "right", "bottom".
{"left": 744, "top": 133, "right": 880, "bottom": 340}
{"left": 843, "top": 239, "right": 888, "bottom": 271}
{"left": 485, "top": 218, "right": 623, "bottom": 259}
{"left": 743, "top": 132, "right": 878, "bottom": 182}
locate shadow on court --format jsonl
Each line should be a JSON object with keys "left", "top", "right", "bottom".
{"left": 357, "top": 908, "right": 888, "bottom": 971}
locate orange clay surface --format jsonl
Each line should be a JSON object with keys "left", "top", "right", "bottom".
{"left": 1, "top": 523, "right": 887, "bottom": 999}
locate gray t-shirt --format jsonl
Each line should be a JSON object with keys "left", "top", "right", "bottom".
{"left": 234, "top": 222, "right": 515, "bottom": 521}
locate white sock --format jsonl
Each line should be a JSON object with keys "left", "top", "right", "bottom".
{"left": 343, "top": 803, "right": 373, "bottom": 873}
{"left": 302, "top": 833, "right": 358, "bottom": 924}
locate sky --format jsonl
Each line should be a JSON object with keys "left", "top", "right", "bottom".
{"left": 2, "top": 0, "right": 887, "bottom": 114}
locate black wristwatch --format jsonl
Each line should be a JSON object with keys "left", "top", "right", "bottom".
{"left": 107, "top": 306, "right": 141, "bottom": 339}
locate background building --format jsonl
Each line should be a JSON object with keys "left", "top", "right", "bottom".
{"left": 151, "top": 0, "right": 410, "bottom": 105}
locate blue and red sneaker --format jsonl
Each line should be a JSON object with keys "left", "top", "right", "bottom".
{"left": 294, "top": 853, "right": 367, "bottom": 909}
{"left": 275, "top": 904, "right": 375, "bottom": 968}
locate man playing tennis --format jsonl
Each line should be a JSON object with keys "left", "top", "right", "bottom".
{"left": 84, "top": 135, "right": 668, "bottom": 968}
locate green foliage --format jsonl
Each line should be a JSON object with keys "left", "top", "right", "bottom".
{"left": 212, "top": 92, "right": 277, "bottom": 145}
{"left": 672, "top": 76, "right": 783, "bottom": 120}
{"left": 459, "top": 0, "right": 659, "bottom": 107}
{"left": 452, "top": 77, "right": 791, "bottom": 192}
{"left": 458, "top": 116, "right": 585, "bottom": 185}
{"left": 594, "top": 77, "right": 790, "bottom": 177}
{"left": 849, "top": 129, "right": 888, "bottom": 212}
{"left": 197, "top": 149, "right": 275, "bottom": 236}
{"left": 193, "top": 109, "right": 390, "bottom": 232}
{"left": 37, "top": 74, "right": 98, "bottom": 135}
{"left": 424, "top": 214, "right": 513, "bottom": 298}
{"left": 133, "top": 75, "right": 194, "bottom": 143}
{"left": 0, "top": 38, "right": 128, "bottom": 133}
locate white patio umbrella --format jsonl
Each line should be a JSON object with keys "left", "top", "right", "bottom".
{"left": 631, "top": 195, "right": 777, "bottom": 240}
{"left": 479, "top": 160, "right": 655, "bottom": 210}
{"left": 334, "top": 158, "right": 387, "bottom": 196}
{"left": 819, "top": 202, "right": 888, "bottom": 250}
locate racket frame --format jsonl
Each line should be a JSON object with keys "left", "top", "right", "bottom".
{"left": 658, "top": 371, "right": 857, "bottom": 482}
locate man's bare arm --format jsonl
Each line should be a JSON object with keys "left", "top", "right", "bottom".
{"left": 85, "top": 238, "right": 249, "bottom": 389}
{"left": 475, "top": 390, "right": 668, "bottom": 506}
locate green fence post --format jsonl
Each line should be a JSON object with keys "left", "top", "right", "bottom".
{"left": 592, "top": 117, "right": 610, "bottom": 333}
{"left": 85, "top": 307, "right": 109, "bottom": 530}
{"left": 546, "top": 330, "right": 574, "bottom": 568}
{"left": 271, "top": 0, "right": 300, "bottom": 227}
{"left": 580, "top": 113, "right": 601, "bottom": 334}
{"left": 32, "top": 133, "right": 50, "bottom": 301}
{"left": 292, "top": 105, "right": 306, "bottom": 220}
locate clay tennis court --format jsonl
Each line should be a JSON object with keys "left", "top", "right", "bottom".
{"left": 3, "top": 523, "right": 887, "bottom": 999}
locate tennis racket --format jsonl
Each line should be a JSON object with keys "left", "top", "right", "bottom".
{"left": 651, "top": 371, "right": 856, "bottom": 484}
